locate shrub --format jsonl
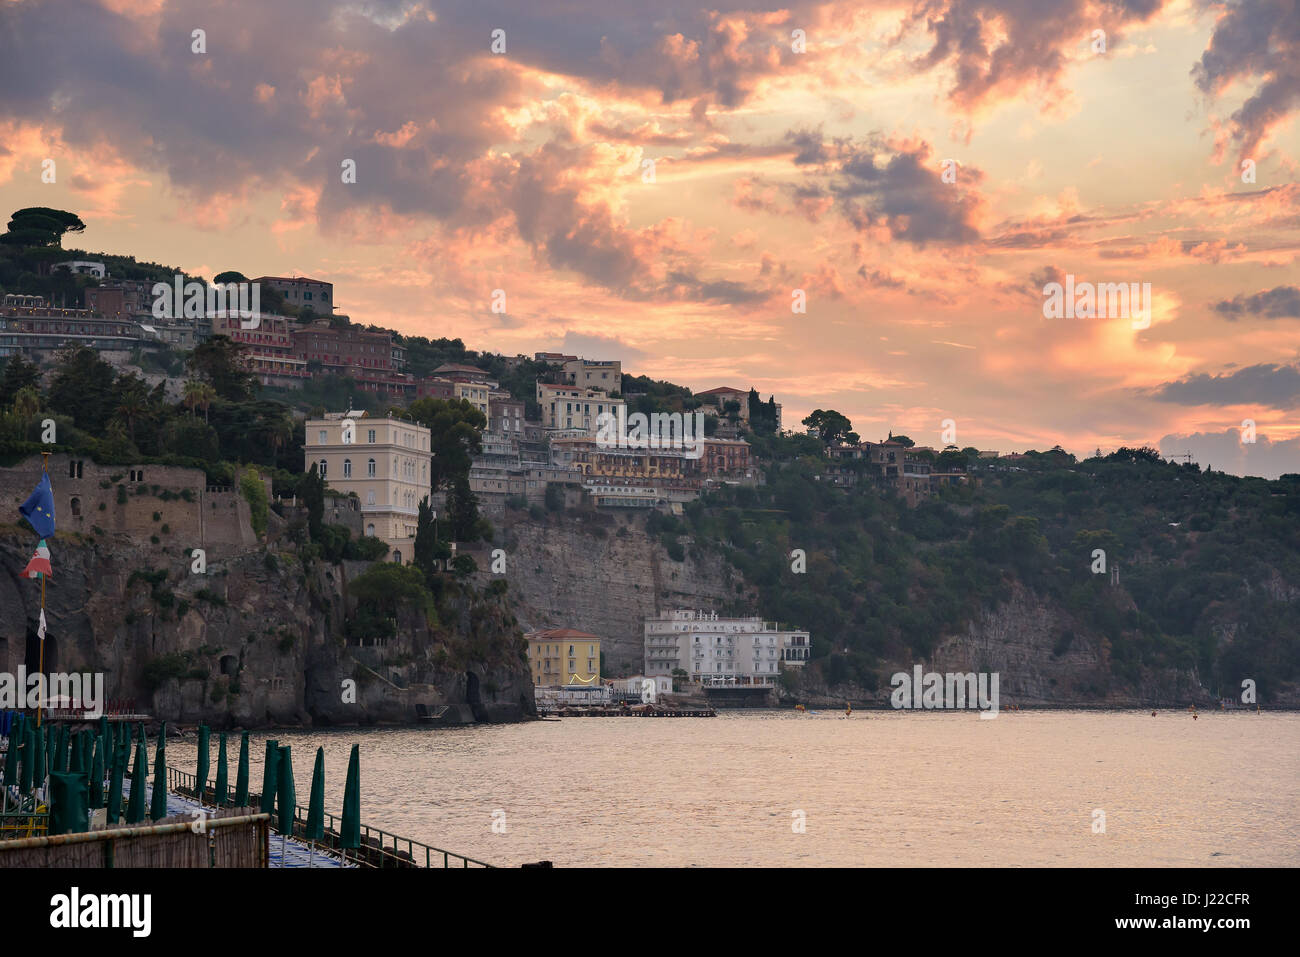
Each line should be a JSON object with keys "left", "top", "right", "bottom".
{"left": 240, "top": 471, "right": 269, "bottom": 538}
{"left": 141, "top": 653, "right": 188, "bottom": 691}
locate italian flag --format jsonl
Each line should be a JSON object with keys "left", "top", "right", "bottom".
{"left": 23, "top": 539, "right": 52, "bottom": 579}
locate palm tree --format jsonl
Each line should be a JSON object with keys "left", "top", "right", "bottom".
{"left": 182, "top": 379, "right": 204, "bottom": 418}
{"left": 182, "top": 380, "right": 217, "bottom": 423}
{"left": 113, "top": 391, "right": 146, "bottom": 445}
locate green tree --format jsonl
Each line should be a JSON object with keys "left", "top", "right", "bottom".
{"left": 413, "top": 495, "right": 437, "bottom": 576}
{"left": 47, "top": 345, "right": 115, "bottom": 432}
{"left": 406, "top": 397, "right": 486, "bottom": 490}
{"left": 802, "top": 409, "right": 858, "bottom": 446}
{"left": 446, "top": 474, "right": 487, "bottom": 542}
{"left": 240, "top": 469, "right": 269, "bottom": 538}
{"left": 0, "top": 207, "right": 86, "bottom": 247}
{"left": 301, "top": 462, "right": 325, "bottom": 540}
{"left": 0, "top": 354, "right": 41, "bottom": 409}
{"left": 187, "top": 336, "right": 257, "bottom": 402}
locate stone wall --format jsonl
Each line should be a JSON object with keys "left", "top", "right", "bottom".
{"left": 473, "top": 511, "right": 744, "bottom": 674}
{"left": 0, "top": 454, "right": 260, "bottom": 552}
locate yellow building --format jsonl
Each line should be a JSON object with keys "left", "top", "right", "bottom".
{"left": 525, "top": 629, "right": 601, "bottom": 686}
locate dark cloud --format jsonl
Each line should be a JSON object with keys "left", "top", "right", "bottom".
{"left": 1214, "top": 285, "right": 1300, "bottom": 320}
{"left": 1148, "top": 362, "right": 1300, "bottom": 409}
{"left": 820, "top": 135, "right": 985, "bottom": 244}
{"left": 904, "top": 0, "right": 1169, "bottom": 112}
{"left": 1191, "top": 0, "right": 1300, "bottom": 161}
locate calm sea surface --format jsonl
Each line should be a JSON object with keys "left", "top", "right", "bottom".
{"left": 164, "top": 711, "right": 1299, "bottom": 867}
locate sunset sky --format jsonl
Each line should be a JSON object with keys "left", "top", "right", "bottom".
{"left": 1, "top": 0, "right": 1297, "bottom": 476}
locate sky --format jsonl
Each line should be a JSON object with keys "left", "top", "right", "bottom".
{"left": 1, "top": 0, "right": 1297, "bottom": 477}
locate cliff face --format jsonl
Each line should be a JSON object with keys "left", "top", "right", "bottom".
{"left": 474, "top": 512, "right": 1296, "bottom": 708}
{"left": 0, "top": 525, "right": 533, "bottom": 728}
{"left": 789, "top": 584, "right": 1221, "bottom": 708}
{"left": 475, "top": 511, "right": 743, "bottom": 671}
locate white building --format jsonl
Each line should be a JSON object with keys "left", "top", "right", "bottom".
{"left": 303, "top": 410, "right": 431, "bottom": 563}
{"left": 644, "top": 610, "right": 810, "bottom": 687}
{"left": 55, "top": 261, "right": 106, "bottom": 278}
{"left": 537, "top": 382, "right": 625, "bottom": 433}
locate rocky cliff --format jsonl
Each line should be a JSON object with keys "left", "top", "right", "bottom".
{"left": 0, "top": 524, "right": 533, "bottom": 728}
{"left": 474, "top": 510, "right": 1296, "bottom": 708}
{"left": 475, "top": 510, "right": 745, "bottom": 671}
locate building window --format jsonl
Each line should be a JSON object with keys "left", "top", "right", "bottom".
{"left": 367, "top": 490, "right": 375, "bottom": 505}
{"left": 366, "top": 523, "right": 375, "bottom": 536}
{"left": 368, "top": 429, "right": 376, "bottom": 443}
{"left": 343, "top": 459, "right": 352, "bottom": 478}
{"left": 367, "top": 458, "right": 376, "bottom": 477}
{"left": 319, "top": 430, "right": 327, "bottom": 444}
{"left": 318, "top": 460, "right": 327, "bottom": 479}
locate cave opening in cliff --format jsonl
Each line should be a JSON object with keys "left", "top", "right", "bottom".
{"left": 25, "top": 622, "right": 57, "bottom": 675}
{"left": 465, "top": 670, "right": 487, "bottom": 722}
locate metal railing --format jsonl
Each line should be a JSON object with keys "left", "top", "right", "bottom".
{"left": 167, "top": 766, "right": 491, "bottom": 868}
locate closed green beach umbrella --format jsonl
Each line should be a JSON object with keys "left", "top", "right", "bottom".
{"left": 259, "top": 739, "right": 279, "bottom": 814}
{"left": 340, "top": 743, "right": 361, "bottom": 850}
{"left": 276, "top": 745, "right": 295, "bottom": 835}
{"left": 89, "top": 737, "right": 104, "bottom": 808}
{"left": 48, "top": 770, "right": 90, "bottom": 836}
{"left": 106, "top": 741, "right": 126, "bottom": 825}
{"left": 305, "top": 747, "right": 325, "bottom": 842}
{"left": 214, "top": 733, "right": 229, "bottom": 806}
{"left": 19, "top": 724, "right": 35, "bottom": 794}
{"left": 126, "top": 739, "right": 147, "bottom": 824}
{"left": 52, "top": 724, "right": 66, "bottom": 773}
{"left": 149, "top": 732, "right": 168, "bottom": 821}
{"left": 68, "top": 731, "right": 85, "bottom": 774}
{"left": 195, "top": 725, "right": 210, "bottom": 805}
{"left": 234, "top": 732, "right": 250, "bottom": 806}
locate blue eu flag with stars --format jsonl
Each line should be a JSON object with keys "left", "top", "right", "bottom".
{"left": 19, "top": 474, "right": 56, "bottom": 538}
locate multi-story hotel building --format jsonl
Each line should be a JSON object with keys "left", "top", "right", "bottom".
{"left": 643, "top": 610, "right": 810, "bottom": 686}
{"left": 537, "top": 383, "right": 625, "bottom": 432}
{"left": 525, "top": 629, "right": 602, "bottom": 686}
{"left": 209, "top": 313, "right": 308, "bottom": 387}
{"left": 302, "top": 411, "right": 431, "bottom": 563}
{"left": 291, "top": 321, "right": 411, "bottom": 394}
{"left": 0, "top": 295, "right": 142, "bottom": 359}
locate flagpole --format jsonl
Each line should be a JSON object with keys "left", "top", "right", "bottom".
{"left": 36, "top": 452, "right": 48, "bottom": 728}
